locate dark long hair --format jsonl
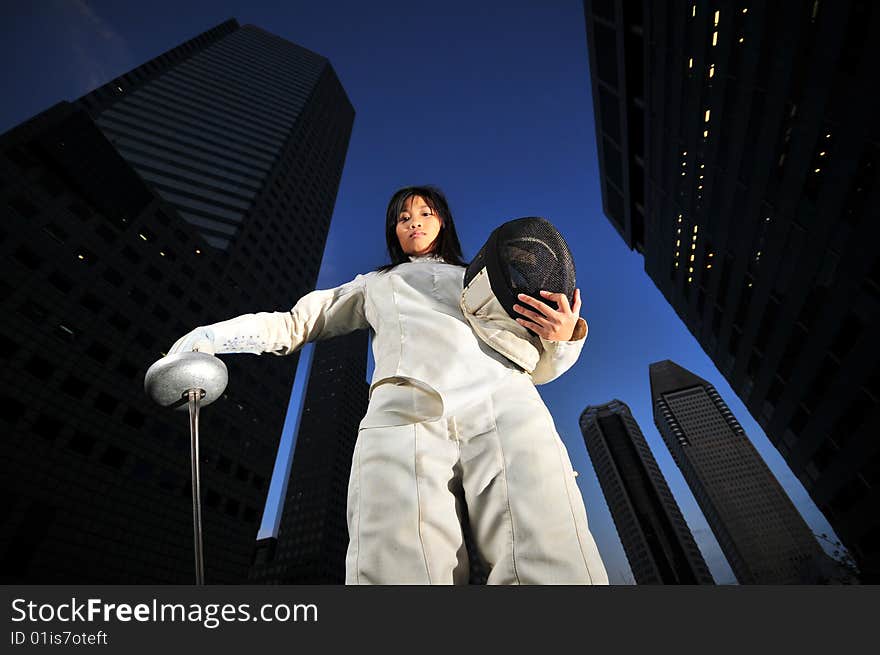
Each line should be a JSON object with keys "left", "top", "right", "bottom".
{"left": 377, "top": 185, "right": 467, "bottom": 272}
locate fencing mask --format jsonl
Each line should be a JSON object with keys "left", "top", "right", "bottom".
{"left": 463, "top": 217, "right": 576, "bottom": 328}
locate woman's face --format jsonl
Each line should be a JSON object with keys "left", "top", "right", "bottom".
{"left": 396, "top": 195, "right": 443, "bottom": 257}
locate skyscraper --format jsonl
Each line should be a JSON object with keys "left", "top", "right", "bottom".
{"left": 650, "top": 360, "right": 833, "bottom": 583}
{"left": 0, "top": 19, "right": 353, "bottom": 582}
{"left": 250, "top": 332, "right": 369, "bottom": 584}
{"left": 584, "top": 0, "right": 879, "bottom": 579}
{"left": 581, "top": 399, "right": 714, "bottom": 584}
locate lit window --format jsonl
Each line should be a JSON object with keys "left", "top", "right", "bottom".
{"left": 707, "top": 264, "right": 713, "bottom": 269}
{"left": 682, "top": 171, "right": 686, "bottom": 176}
{"left": 743, "top": 8, "right": 748, "bottom": 13}
{"left": 708, "top": 252, "right": 714, "bottom": 257}
{"left": 77, "top": 253, "right": 85, "bottom": 261}
{"left": 712, "top": 31, "right": 718, "bottom": 46}
{"left": 159, "top": 251, "right": 166, "bottom": 257}
{"left": 714, "top": 10, "right": 720, "bottom": 26}
{"left": 700, "top": 164, "right": 705, "bottom": 169}
{"left": 688, "top": 277, "right": 693, "bottom": 283}
{"left": 699, "top": 174, "right": 704, "bottom": 179}
{"left": 739, "top": 37, "right": 744, "bottom": 43}
{"left": 825, "top": 133, "right": 831, "bottom": 138}
{"left": 676, "top": 240, "right": 680, "bottom": 247}
{"left": 693, "top": 225, "right": 699, "bottom": 234}
{"left": 819, "top": 151, "right": 826, "bottom": 156}
{"left": 690, "top": 254, "right": 695, "bottom": 262}
{"left": 675, "top": 262, "right": 680, "bottom": 268}
{"left": 692, "top": 5, "right": 696, "bottom": 17}
{"left": 698, "top": 184, "right": 703, "bottom": 189}
{"left": 703, "top": 129, "right": 709, "bottom": 138}
{"left": 709, "top": 64, "right": 715, "bottom": 78}
{"left": 704, "top": 109, "right": 711, "bottom": 122}
{"left": 814, "top": 168, "right": 821, "bottom": 173}
{"left": 689, "top": 57, "right": 694, "bottom": 69}
{"left": 195, "top": 249, "right": 202, "bottom": 254}
{"left": 138, "top": 233, "right": 147, "bottom": 241}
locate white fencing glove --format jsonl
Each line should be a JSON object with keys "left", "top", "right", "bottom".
{"left": 167, "top": 314, "right": 272, "bottom": 356}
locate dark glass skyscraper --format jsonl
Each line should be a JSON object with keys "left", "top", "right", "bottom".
{"left": 581, "top": 399, "right": 714, "bottom": 584}
{"left": 650, "top": 360, "right": 833, "bottom": 583}
{"left": 584, "top": 0, "right": 879, "bottom": 579}
{"left": 249, "top": 332, "right": 369, "bottom": 584}
{"left": 0, "top": 19, "right": 353, "bottom": 583}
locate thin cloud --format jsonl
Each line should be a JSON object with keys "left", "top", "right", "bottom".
{"left": 59, "top": 0, "right": 133, "bottom": 94}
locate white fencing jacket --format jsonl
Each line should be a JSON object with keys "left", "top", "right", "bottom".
{"left": 206, "top": 255, "right": 588, "bottom": 424}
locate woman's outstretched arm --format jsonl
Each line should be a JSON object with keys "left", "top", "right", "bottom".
{"left": 167, "top": 273, "right": 370, "bottom": 357}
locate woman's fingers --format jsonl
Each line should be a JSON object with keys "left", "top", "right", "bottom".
{"left": 517, "top": 292, "right": 558, "bottom": 318}
{"left": 516, "top": 291, "right": 583, "bottom": 340}
{"left": 539, "top": 290, "right": 571, "bottom": 314}
{"left": 512, "top": 302, "right": 550, "bottom": 325}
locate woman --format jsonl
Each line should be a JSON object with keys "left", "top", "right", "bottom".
{"left": 168, "top": 185, "right": 608, "bottom": 585}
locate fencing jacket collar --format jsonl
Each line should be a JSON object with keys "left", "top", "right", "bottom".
{"left": 408, "top": 253, "right": 446, "bottom": 263}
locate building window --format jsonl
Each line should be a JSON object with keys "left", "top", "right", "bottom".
{"left": 32, "top": 414, "right": 63, "bottom": 441}
{"left": 60, "top": 374, "right": 89, "bottom": 399}
{"left": 48, "top": 271, "right": 74, "bottom": 293}
{"left": 13, "top": 245, "right": 42, "bottom": 270}
{"left": 19, "top": 300, "right": 49, "bottom": 323}
{"left": 8, "top": 195, "right": 39, "bottom": 219}
{"left": 41, "top": 223, "right": 67, "bottom": 244}
{"left": 68, "top": 202, "right": 92, "bottom": 221}
{"left": 830, "top": 313, "right": 863, "bottom": 360}
{"left": 135, "top": 329, "right": 156, "bottom": 349}
{"left": 122, "top": 245, "right": 141, "bottom": 264}
{"left": 25, "top": 355, "right": 55, "bottom": 380}
{"left": 68, "top": 431, "right": 97, "bottom": 456}
{"left": 102, "top": 267, "right": 124, "bottom": 287}
{"left": 86, "top": 342, "right": 111, "bottom": 364}
{"left": 100, "top": 445, "right": 127, "bottom": 469}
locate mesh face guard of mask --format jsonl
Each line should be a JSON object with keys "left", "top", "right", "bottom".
{"left": 464, "top": 217, "right": 576, "bottom": 329}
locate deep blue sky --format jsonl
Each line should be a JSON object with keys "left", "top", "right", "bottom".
{"left": 2, "top": 0, "right": 845, "bottom": 584}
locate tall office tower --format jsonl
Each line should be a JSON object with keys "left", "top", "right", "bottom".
{"left": 584, "top": 0, "right": 879, "bottom": 579}
{"left": 0, "top": 19, "right": 353, "bottom": 583}
{"left": 580, "top": 400, "right": 714, "bottom": 584}
{"left": 250, "top": 332, "right": 369, "bottom": 584}
{"left": 649, "top": 360, "right": 835, "bottom": 583}
{"left": 249, "top": 537, "right": 278, "bottom": 582}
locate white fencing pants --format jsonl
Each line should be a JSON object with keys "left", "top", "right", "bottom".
{"left": 345, "top": 373, "right": 608, "bottom": 584}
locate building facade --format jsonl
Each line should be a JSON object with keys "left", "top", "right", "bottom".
{"left": 0, "top": 19, "right": 353, "bottom": 582}
{"left": 581, "top": 399, "right": 714, "bottom": 584}
{"left": 584, "top": 0, "right": 879, "bottom": 579}
{"left": 650, "top": 360, "right": 833, "bottom": 583}
{"left": 249, "top": 332, "right": 369, "bottom": 584}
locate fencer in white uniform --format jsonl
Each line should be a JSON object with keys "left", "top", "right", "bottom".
{"left": 168, "top": 187, "right": 609, "bottom": 585}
